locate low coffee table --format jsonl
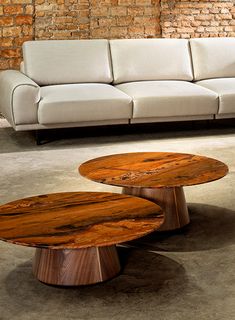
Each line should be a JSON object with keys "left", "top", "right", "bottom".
{"left": 79, "top": 152, "right": 228, "bottom": 231}
{"left": 0, "top": 191, "right": 163, "bottom": 286}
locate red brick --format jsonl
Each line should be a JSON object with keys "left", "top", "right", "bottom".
{"left": 1, "top": 38, "right": 13, "bottom": 47}
{"left": 0, "top": 59, "right": 10, "bottom": 70}
{"left": 0, "top": 16, "right": 13, "bottom": 26}
{"left": 15, "top": 15, "right": 33, "bottom": 25}
{"left": 1, "top": 48, "right": 21, "bottom": 58}
{"left": 4, "top": 5, "right": 23, "bottom": 15}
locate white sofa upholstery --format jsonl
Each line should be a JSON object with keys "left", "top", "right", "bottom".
{"left": 22, "top": 40, "right": 113, "bottom": 85}
{"left": 191, "top": 37, "right": 235, "bottom": 119}
{"left": 190, "top": 38, "right": 235, "bottom": 81}
{"left": 0, "top": 37, "right": 235, "bottom": 134}
{"left": 197, "top": 78, "right": 235, "bottom": 116}
{"left": 0, "top": 70, "right": 40, "bottom": 126}
{"left": 110, "top": 39, "right": 193, "bottom": 84}
{"left": 116, "top": 81, "right": 218, "bottom": 120}
{"left": 38, "top": 84, "right": 132, "bottom": 124}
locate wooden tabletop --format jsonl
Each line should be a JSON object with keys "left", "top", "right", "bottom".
{"left": 0, "top": 192, "right": 163, "bottom": 249}
{"left": 79, "top": 152, "right": 228, "bottom": 188}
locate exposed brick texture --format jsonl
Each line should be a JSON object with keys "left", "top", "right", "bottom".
{"left": 35, "top": 0, "right": 90, "bottom": 40}
{"left": 0, "top": 1, "right": 34, "bottom": 70}
{"left": 89, "top": 0, "right": 161, "bottom": 39}
{"left": 161, "top": 0, "right": 235, "bottom": 38}
{"left": 0, "top": 0, "right": 235, "bottom": 70}
{"left": 35, "top": 0, "right": 160, "bottom": 40}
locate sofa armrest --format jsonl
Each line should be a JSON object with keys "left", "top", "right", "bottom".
{"left": 0, "top": 70, "right": 40, "bottom": 127}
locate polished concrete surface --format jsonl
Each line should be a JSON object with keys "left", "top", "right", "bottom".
{"left": 0, "top": 118, "right": 235, "bottom": 320}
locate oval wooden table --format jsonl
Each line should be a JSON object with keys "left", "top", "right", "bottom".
{"left": 79, "top": 152, "right": 228, "bottom": 231}
{"left": 0, "top": 192, "right": 163, "bottom": 286}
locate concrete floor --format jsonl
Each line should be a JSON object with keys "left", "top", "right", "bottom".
{"left": 0, "top": 119, "right": 235, "bottom": 320}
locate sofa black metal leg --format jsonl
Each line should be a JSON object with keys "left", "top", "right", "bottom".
{"left": 35, "top": 130, "right": 42, "bottom": 145}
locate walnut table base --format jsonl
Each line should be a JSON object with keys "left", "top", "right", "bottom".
{"left": 123, "top": 186, "right": 189, "bottom": 231}
{"left": 33, "top": 246, "right": 120, "bottom": 286}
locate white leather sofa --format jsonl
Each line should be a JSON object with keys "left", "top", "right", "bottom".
{"left": 0, "top": 37, "right": 234, "bottom": 135}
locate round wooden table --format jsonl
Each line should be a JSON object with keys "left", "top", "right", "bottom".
{"left": 0, "top": 192, "right": 163, "bottom": 286}
{"left": 79, "top": 152, "right": 228, "bottom": 231}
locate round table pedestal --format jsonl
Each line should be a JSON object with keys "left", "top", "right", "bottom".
{"left": 123, "top": 186, "right": 190, "bottom": 231}
{"left": 33, "top": 246, "right": 121, "bottom": 286}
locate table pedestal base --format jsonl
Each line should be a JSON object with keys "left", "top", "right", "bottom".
{"left": 32, "top": 246, "right": 121, "bottom": 286}
{"left": 123, "top": 186, "right": 190, "bottom": 231}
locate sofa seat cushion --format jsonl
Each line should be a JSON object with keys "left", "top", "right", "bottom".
{"left": 38, "top": 84, "right": 132, "bottom": 125}
{"left": 116, "top": 81, "right": 218, "bottom": 119}
{"left": 196, "top": 78, "right": 235, "bottom": 115}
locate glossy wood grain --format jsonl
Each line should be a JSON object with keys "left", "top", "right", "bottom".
{"left": 79, "top": 152, "right": 228, "bottom": 188}
{"left": 123, "top": 186, "right": 190, "bottom": 231}
{"left": 0, "top": 192, "right": 163, "bottom": 249}
{"left": 33, "top": 246, "right": 120, "bottom": 286}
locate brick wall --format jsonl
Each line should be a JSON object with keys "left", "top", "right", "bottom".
{"left": 0, "top": 0, "right": 34, "bottom": 70}
{"left": 89, "top": 0, "right": 161, "bottom": 39}
{"left": 35, "top": 0, "right": 160, "bottom": 40}
{"left": 35, "top": 0, "right": 90, "bottom": 40}
{"left": 161, "top": 0, "right": 235, "bottom": 38}
{"left": 0, "top": 0, "right": 235, "bottom": 70}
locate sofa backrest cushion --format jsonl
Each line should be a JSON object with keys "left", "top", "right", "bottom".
{"left": 23, "top": 40, "right": 113, "bottom": 86}
{"left": 110, "top": 39, "right": 193, "bottom": 84}
{"left": 190, "top": 38, "right": 235, "bottom": 81}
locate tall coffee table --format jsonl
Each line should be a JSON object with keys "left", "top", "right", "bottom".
{"left": 79, "top": 152, "right": 228, "bottom": 231}
{"left": 0, "top": 191, "right": 163, "bottom": 286}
